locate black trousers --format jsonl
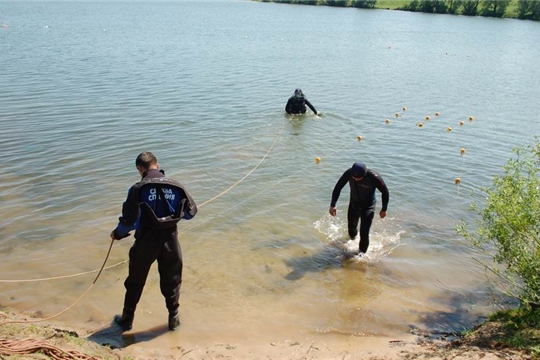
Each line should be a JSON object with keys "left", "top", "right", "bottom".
{"left": 347, "top": 202, "right": 375, "bottom": 254}
{"left": 122, "top": 228, "right": 183, "bottom": 317}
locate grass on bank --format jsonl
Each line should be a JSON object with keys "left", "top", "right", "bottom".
{"left": 375, "top": 0, "right": 408, "bottom": 9}
{"left": 483, "top": 307, "right": 540, "bottom": 357}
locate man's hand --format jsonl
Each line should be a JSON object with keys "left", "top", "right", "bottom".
{"left": 110, "top": 229, "right": 130, "bottom": 240}
{"left": 379, "top": 210, "right": 387, "bottom": 219}
{"left": 329, "top": 206, "right": 337, "bottom": 217}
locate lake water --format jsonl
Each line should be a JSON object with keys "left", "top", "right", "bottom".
{"left": 1, "top": 1, "right": 539, "bottom": 357}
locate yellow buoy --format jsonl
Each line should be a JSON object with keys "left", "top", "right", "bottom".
{"left": 385, "top": 119, "right": 390, "bottom": 124}
{"left": 460, "top": 148, "right": 466, "bottom": 155}
{"left": 395, "top": 113, "right": 399, "bottom": 118}
{"left": 403, "top": 107, "right": 407, "bottom": 111}
{"left": 455, "top": 178, "right": 461, "bottom": 185}
{"left": 357, "top": 135, "right": 363, "bottom": 141}
{"left": 315, "top": 157, "right": 321, "bottom": 163}
{"left": 469, "top": 116, "right": 474, "bottom": 121}
{"left": 417, "top": 122, "right": 423, "bottom": 127}
{"left": 446, "top": 127, "right": 452, "bottom": 132}
{"left": 459, "top": 121, "right": 465, "bottom": 126}
{"left": 435, "top": 112, "right": 440, "bottom": 116}
{"left": 425, "top": 115, "right": 431, "bottom": 120}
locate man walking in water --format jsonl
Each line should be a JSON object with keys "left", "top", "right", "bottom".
{"left": 110, "top": 152, "right": 197, "bottom": 331}
{"left": 285, "top": 88, "right": 318, "bottom": 115}
{"left": 329, "top": 162, "right": 389, "bottom": 255}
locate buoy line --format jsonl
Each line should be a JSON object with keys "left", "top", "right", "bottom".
{"left": 0, "top": 122, "right": 285, "bottom": 328}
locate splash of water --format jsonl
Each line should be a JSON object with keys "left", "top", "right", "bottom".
{"left": 313, "top": 213, "right": 404, "bottom": 263}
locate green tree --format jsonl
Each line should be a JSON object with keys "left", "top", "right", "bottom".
{"left": 351, "top": 0, "right": 377, "bottom": 8}
{"left": 446, "top": 0, "right": 462, "bottom": 14}
{"left": 481, "top": 0, "right": 511, "bottom": 17}
{"left": 460, "top": 0, "right": 482, "bottom": 15}
{"left": 457, "top": 140, "right": 540, "bottom": 308}
{"left": 326, "top": 0, "right": 349, "bottom": 6}
{"left": 400, "top": 0, "right": 417, "bottom": 10}
{"left": 517, "top": 0, "right": 540, "bottom": 20}
{"left": 420, "top": 0, "right": 447, "bottom": 13}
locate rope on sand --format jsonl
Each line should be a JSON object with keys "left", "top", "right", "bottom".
{"left": 0, "top": 338, "right": 104, "bottom": 360}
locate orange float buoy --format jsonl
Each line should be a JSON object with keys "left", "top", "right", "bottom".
{"left": 446, "top": 127, "right": 452, "bottom": 132}
{"left": 459, "top": 121, "right": 465, "bottom": 126}
{"left": 357, "top": 135, "right": 363, "bottom": 141}
{"left": 469, "top": 116, "right": 474, "bottom": 121}
{"left": 425, "top": 115, "right": 431, "bottom": 120}
{"left": 435, "top": 112, "right": 440, "bottom": 116}
{"left": 455, "top": 178, "right": 461, "bottom": 185}
{"left": 315, "top": 157, "right": 321, "bottom": 163}
{"left": 385, "top": 119, "right": 390, "bottom": 124}
{"left": 417, "top": 122, "right": 423, "bottom": 128}
{"left": 460, "top": 148, "right": 466, "bottom": 155}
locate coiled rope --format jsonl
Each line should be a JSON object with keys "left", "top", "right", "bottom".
{"left": 0, "top": 338, "right": 104, "bottom": 360}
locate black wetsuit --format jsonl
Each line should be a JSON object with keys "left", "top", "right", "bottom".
{"left": 112, "top": 169, "right": 197, "bottom": 320}
{"left": 330, "top": 168, "right": 389, "bottom": 253}
{"left": 285, "top": 95, "right": 317, "bottom": 115}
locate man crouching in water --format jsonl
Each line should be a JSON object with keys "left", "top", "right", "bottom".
{"left": 110, "top": 152, "right": 197, "bottom": 331}
{"left": 285, "top": 88, "right": 318, "bottom": 115}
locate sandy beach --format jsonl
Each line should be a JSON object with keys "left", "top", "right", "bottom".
{"left": 0, "top": 308, "right": 533, "bottom": 360}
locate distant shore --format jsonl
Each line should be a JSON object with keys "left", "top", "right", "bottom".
{"left": 256, "top": 0, "right": 540, "bottom": 21}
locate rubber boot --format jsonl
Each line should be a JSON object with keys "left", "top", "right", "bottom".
{"left": 114, "top": 310, "right": 134, "bottom": 332}
{"left": 168, "top": 312, "right": 180, "bottom": 331}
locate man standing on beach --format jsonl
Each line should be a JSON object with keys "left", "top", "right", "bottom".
{"left": 110, "top": 152, "right": 197, "bottom": 331}
{"left": 329, "top": 162, "right": 389, "bottom": 255}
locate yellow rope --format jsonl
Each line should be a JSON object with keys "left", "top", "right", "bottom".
{"left": 0, "top": 123, "right": 284, "bottom": 328}
{"left": 0, "top": 124, "right": 284, "bottom": 285}
{"left": 0, "top": 237, "right": 114, "bottom": 326}
{"left": 0, "top": 260, "right": 127, "bottom": 283}
{"left": 198, "top": 123, "right": 283, "bottom": 208}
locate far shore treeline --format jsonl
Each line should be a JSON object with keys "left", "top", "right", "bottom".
{"left": 257, "top": 0, "right": 540, "bottom": 21}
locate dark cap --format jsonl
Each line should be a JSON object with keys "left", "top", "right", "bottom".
{"left": 351, "top": 162, "right": 367, "bottom": 177}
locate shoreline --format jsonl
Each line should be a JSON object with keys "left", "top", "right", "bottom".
{"left": 0, "top": 307, "right": 533, "bottom": 360}
{"left": 255, "top": 0, "right": 539, "bottom": 22}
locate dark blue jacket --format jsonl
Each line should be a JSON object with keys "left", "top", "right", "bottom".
{"left": 113, "top": 169, "right": 197, "bottom": 239}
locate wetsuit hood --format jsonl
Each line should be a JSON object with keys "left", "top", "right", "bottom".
{"left": 352, "top": 162, "right": 367, "bottom": 178}
{"left": 293, "top": 88, "right": 304, "bottom": 99}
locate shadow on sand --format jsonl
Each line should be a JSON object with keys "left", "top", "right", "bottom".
{"left": 87, "top": 320, "right": 170, "bottom": 350}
